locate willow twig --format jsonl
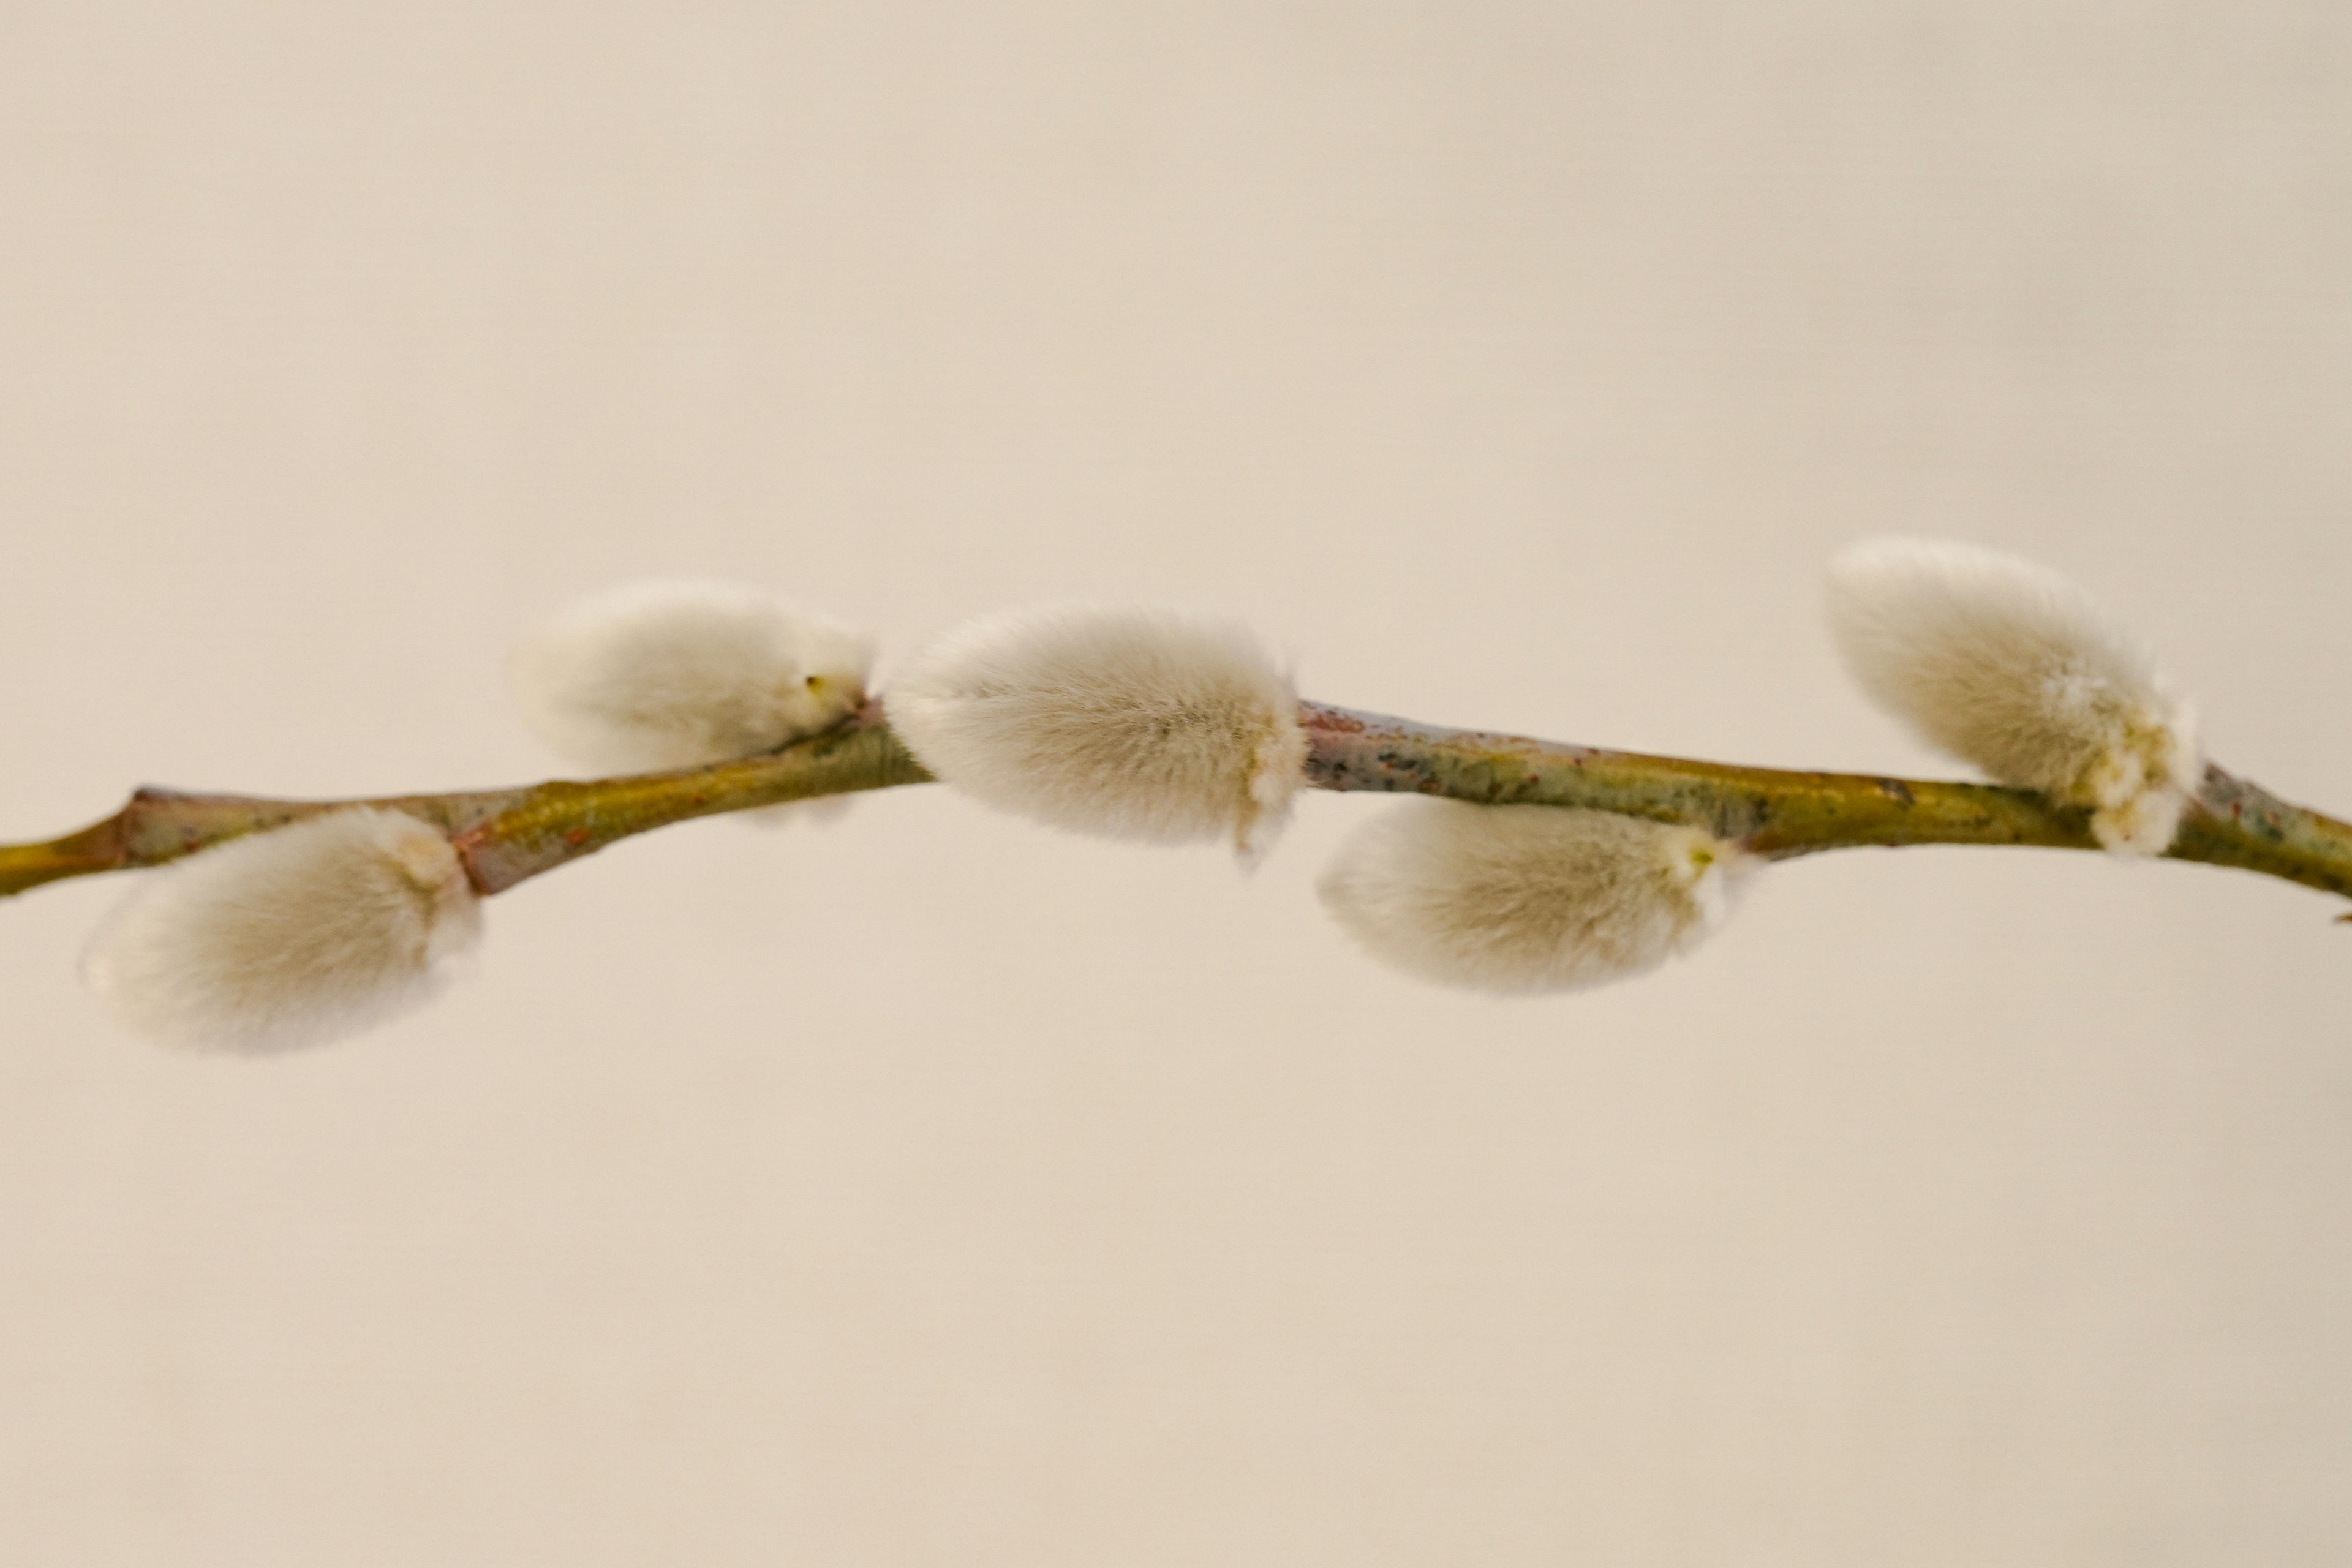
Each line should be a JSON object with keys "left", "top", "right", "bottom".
{"left": 6, "top": 701, "right": 2348, "bottom": 908}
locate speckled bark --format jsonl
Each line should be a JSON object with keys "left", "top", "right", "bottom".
{"left": 1298, "top": 703, "right": 2352, "bottom": 903}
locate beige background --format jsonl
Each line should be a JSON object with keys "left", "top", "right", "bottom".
{"left": 4, "top": 4, "right": 2350, "bottom": 1564}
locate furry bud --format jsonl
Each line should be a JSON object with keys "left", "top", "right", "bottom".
{"left": 510, "top": 580, "right": 875, "bottom": 775}
{"left": 885, "top": 606, "right": 1308, "bottom": 854}
{"left": 1825, "top": 538, "right": 2200, "bottom": 853}
{"left": 81, "top": 809, "right": 483, "bottom": 1054}
{"left": 1318, "top": 799, "right": 1751, "bottom": 993}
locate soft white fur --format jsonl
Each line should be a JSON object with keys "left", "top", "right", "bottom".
{"left": 81, "top": 809, "right": 483, "bottom": 1054}
{"left": 1825, "top": 538, "right": 2201, "bottom": 854}
{"left": 510, "top": 580, "right": 876, "bottom": 775}
{"left": 1317, "top": 800, "right": 1751, "bottom": 993}
{"left": 885, "top": 606, "right": 1309, "bottom": 854}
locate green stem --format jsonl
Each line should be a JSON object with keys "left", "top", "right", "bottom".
{"left": 0, "top": 707, "right": 933, "bottom": 900}
{"left": 4, "top": 701, "right": 2347, "bottom": 911}
{"left": 456, "top": 718, "right": 930, "bottom": 894}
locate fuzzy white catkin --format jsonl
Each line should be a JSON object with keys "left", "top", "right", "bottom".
{"left": 1318, "top": 800, "right": 1751, "bottom": 993}
{"left": 81, "top": 809, "right": 483, "bottom": 1054}
{"left": 1825, "top": 538, "right": 2201, "bottom": 854}
{"left": 885, "top": 606, "right": 1309, "bottom": 854}
{"left": 509, "top": 579, "right": 876, "bottom": 775}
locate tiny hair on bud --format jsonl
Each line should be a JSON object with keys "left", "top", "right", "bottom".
{"left": 1825, "top": 538, "right": 2201, "bottom": 854}
{"left": 885, "top": 605, "right": 1308, "bottom": 855}
{"left": 1318, "top": 799, "right": 1752, "bottom": 993}
{"left": 80, "top": 809, "right": 483, "bottom": 1054}
{"left": 509, "top": 579, "right": 876, "bottom": 775}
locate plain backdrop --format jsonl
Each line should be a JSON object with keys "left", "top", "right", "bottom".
{"left": 3, "top": 5, "right": 2349, "bottom": 1565}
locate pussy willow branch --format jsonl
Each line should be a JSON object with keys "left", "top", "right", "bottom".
{"left": 5, "top": 700, "right": 2350, "bottom": 908}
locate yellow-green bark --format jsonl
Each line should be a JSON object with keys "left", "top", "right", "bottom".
{"left": 5, "top": 702, "right": 2348, "bottom": 910}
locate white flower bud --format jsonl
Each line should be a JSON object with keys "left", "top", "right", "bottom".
{"left": 1318, "top": 799, "right": 1751, "bottom": 993}
{"left": 1825, "top": 538, "right": 2200, "bottom": 853}
{"left": 886, "top": 606, "right": 1308, "bottom": 855}
{"left": 81, "top": 809, "right": 483, "bottom": 1054}
{"left": 509, "top": 580, "right": 875, "bottom": 775}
